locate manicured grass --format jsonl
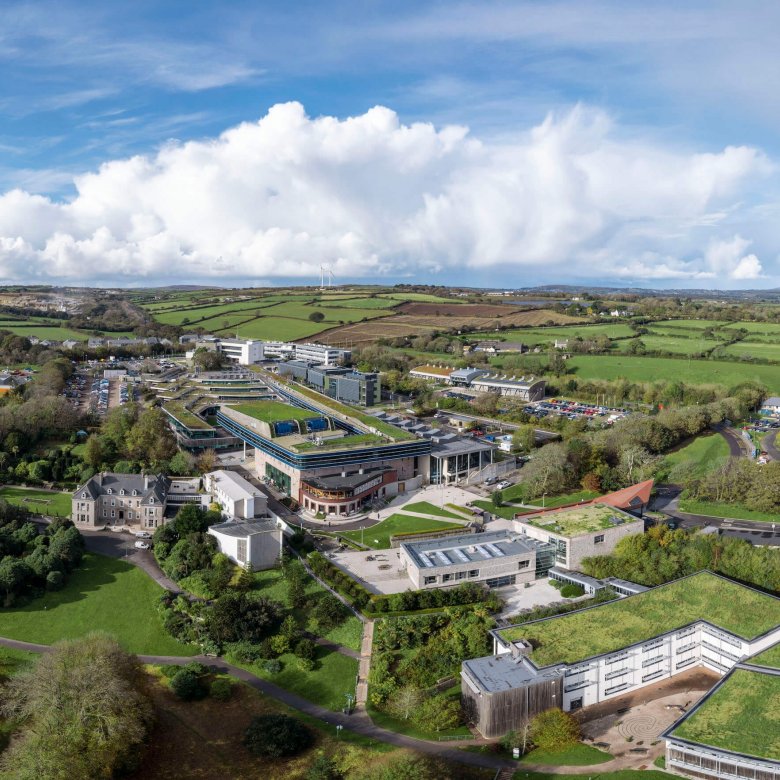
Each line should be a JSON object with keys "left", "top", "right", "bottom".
{"left": 401, "top": 501, "right": 468, "bottom": 520}
{"left": 673, "top": 668, "right": 780, "bottom": 760}
{"left": 0, "top": 553, "right": 196, "bottom": 656}
{"left": 162, "top": 402, "right": 211, "bottom": 430}
{"left": 678, "top": 498, "right": 779, "bottom": 522}
{"left": 230, "top": 646, "right": 359, "bottom": 711}
{"left": 499, "top": 571, "right": 780, "bottom": 666}
{"left": 0, "top": 646, "right": 35, "bottom": 677}
{"left": 565, "top": 355, "right": 780, "bottom": 391}
{"left": 511, "top": 488, "right": 600, "bottom": 509}
{"left": 513, "top": 771, "right": 675, "bottom": 779}
{"left": 293, "top": 433, "right": 384, "bottom": 451}
{"left": 0, "top": 486, "right": 72, "bottom": 517}
{"left": 663, "top": 432, "right": 729, "bottom": 477}
{"left": 519, "top": 743, "right": 612, "bottom": 766}
{"left": 341, "top": 513, "right": 464, "bottom": 549}
{"left": 472, "top": 499, "right": 520, "bottom": 520}
{"left": 232, "top": 400, "right": 324, "bottom": 423}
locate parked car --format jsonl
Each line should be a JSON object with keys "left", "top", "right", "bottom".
{"left": 496, "top": 480, "right": 511, "bottom": 490}
{"left": 134, "top": 531, "right": 152, "bottom": 539}
{"left": 134, "top": 541, "right": 150, "bottom": 550}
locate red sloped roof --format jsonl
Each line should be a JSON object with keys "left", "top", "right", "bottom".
{"left": 591, "top": 479, "right": 654, "bottom": 510}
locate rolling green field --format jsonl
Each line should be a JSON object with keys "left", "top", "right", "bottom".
{"left": 0, "top": 486, "right": 72, "bottom": 517}
{"left": 400, "top": 501, "right": 467, "bottom": 519}
{"left": 0, "top": 325, "right": 97, "bottom": 341}
{"left": 466, "top": 323, "right": 634, "bottom": 344}
{"left": 341, "top": 513, "right": 464, "bottom": 549}
{"left": 650, "top": 318, "right": 729, "bottom": 330}
{"left": 663, "top": 433, "right": 729, "bottom": 477}
{"left": 565, "top": 355, "right": 780, "bottom": 390}
{"left": 718, "top": 340, "right": 780, "bottom": 360}
{"left": 677, "top": 498, "right": 779, "bottom": 523}
{"left": 499, "top": 571, "right": 780, "bottom": 666}
{"left": 672, "top": 668, "right": 780, "bottom": 760}
{"left": 152, "top": 298, "right": 277, "bottom": 325}
{"left": 513, "top": 772, "right": 675, "bottom": 780}
{"left": 617, "top": 334, "right": 724, "bottom": 354}
{"left": 224, "top": 317, "right": 333, "bottom": 341}
{"left": 721, "top": 320, "right": 780, "bottom": 334}
{"left": 0, "top": 553, "right": 196, "bottom": 655}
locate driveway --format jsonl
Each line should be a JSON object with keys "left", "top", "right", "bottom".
{"left": 765, "top": 429, "right": 780, "bottom": 461}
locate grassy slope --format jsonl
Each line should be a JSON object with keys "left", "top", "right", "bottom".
{"left": 673, "top": 669, "right": 780, "bottom": 760}
{"left": 0, "top": 486, "right": 72, "bottom": 517}
{"left": 0, "top": 553, "right": 196, "bottom": 656}
{"left": 513, "top": 772, "right": 675, "bottom": 780}
{"left": 500, "top": 572, "right": 780, "bottom": 666}
{"left": 519, "top": 743, "right": 612, "bottom": 766}
{"left": 401, "top": 501, "right": 468, "bottom": 520}
{"left": 663, "top": 432, "right": 730, "bottom": 477}
{"left": 678, "top": 498, "right": 780, "bottom": 522}
{"left": 341, "top": 514, "right": 464, "bottom": 549}
{"left": 565, "top": 354, "right": 780, "bottom": 390}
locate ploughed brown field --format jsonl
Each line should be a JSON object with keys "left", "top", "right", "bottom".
{"left": 313, "top": 308, "right": 580, "bottom": 347}
{"left": 395, "top": 302, "right": 523, "bottom": 317}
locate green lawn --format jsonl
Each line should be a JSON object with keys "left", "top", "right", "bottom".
{"left": 0, "top": 486, "right": 72, "bottom": 517}
{"left": 750, "top": 642, "right": 780, "bottom": 668}
{"left": 232, "top": 400, "right": 324, "bottom": 423}
{"left": 0, "top": 553, "right": 196, "bottom": 656}
{"left": 341, "top": 514, "right": 464, "bottom": 549}
{"left": 162, "top": 402, "right": 211, "bottom": 430}
{"left": 564, "top": 354, "right": 780, "bottom": 391}
{"left": 499, "top": 571, "right": 780, "bottom": 666}
{"left": 513, "top": 488, "right": 600, "bottom": 509}
{"left": 678, "top": 498, "right": 779, "bottom": 523}
{"left": 230, "top": 647, "right": 358, "bottom": 711}
{"left": 663, "top": 433, "right": 729, "bottom": 477}
{"left": 472, "top": 500, "right": 520, "bottom": 520}
{"left": 672, "top": 668, "right": 780, "bottom": 760}
{"left": 617, "top": 334, "right": 725, "bottom": 355}
{"left": 0, "top": 646, "right": 35, "bottom": 677}
{"left": 220, "top": 317, "right": 330, "bottom": 341}
{"left": 718, "top": 340, "right": 780, "bottom": 361}
{"left": 519, "top": 743, "right": 612, "bottom": 766}
{"left": 400, "top": 501, "right": 468, "bottom": 520}
{"left": 465, "top": 323, "right": 634, "bottom": 344}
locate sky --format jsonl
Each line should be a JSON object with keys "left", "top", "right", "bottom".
{"left": 0, "top": 0, "right": 779, "bottom": 289}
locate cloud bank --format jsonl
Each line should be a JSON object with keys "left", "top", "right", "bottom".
{"left": 0, "top": 102, "right": 772, "bottom": 285}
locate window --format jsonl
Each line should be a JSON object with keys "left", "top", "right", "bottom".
{"left": 518, "top": 560, "right": 530, "bottom": 569}
{"left": 81, "top": 492, "right": 86, "bottom": 499}
{"left": 103, "top": 510, "right": 107, "bottom": 517}
{"left": 120, "top": 489, "right": 125, "bottom": 495}
{"left": 468, "top": 570, "right": 479, "bottom": 578}
{"left": 455, "top": 571, "right": 466, "bottom": 580}
{"left": 132, "top": 489, "right": 137, "bottom": 496}
{"left": 150, "top": 498, "right": 155, "bottom": 504}
{"left": 127, "top": 512, "right": 133, "bottom": 520}
{"left": 424, "top": 575, "right": 437, "bottom": 585}
{"left": 237, "top": 539, "right": 247, "bottom": 563}
{"left": 594, "top": 534, "right": 605, "bottom": 544}
{"left": 111, "top": 510, "right": 115, "bottom": 518}
{"left": 106, "top": 488, "right": 112, "bottom": 494}
{"left": 442, "top": 573, "right": 453, "bottom": 582}
{"left": 111, "top": 499, "right": 115, "bottom": 506}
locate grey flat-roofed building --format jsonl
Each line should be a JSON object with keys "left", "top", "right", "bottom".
{"left": 450, "top": 367, "right": 489, "bottom": 386}
{"left": 208, "top": 519, "right": 283, "bottom": 571}
{"left": 548, "top": 566, "right": 606, "bottom": 594}
{"left": 430, "top": 436, "right": 494, "bottom": 484}
{"left": 470, "top": 374, "right": 546, "bottom": 401}
{"left": 400, "top": 530, "right": 554, "bottom": 589}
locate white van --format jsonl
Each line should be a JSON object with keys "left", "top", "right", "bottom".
{"left": 134, "top": 531, "right": 152, "bottom": 539}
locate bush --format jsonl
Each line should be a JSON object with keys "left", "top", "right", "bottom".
{"left": 170, "top": 668, "right": 208, "bottom": 701}
{"left": 530, "top": 708, "right": 580, "bottom": 751}
{"left": 243, "top": 714, "right": 313, "bottom": 758}
{"left": 294, "top": 638, "right": 317, "bottom": 661}
{"left": 296, "top": 656, "right": 315, "bottom": 672}
{"left": 45, "top": 570, "right": 64, "bottom": 590}
{"left": 560, "top": 584, "right": 585, "bottom": 598}
{"left": 263, "top": 659, "right": 282, "bottom": 674}
{"left": 209, "top": 677, "right": 232, "bottom": 701}
{"left": 270, "top": 634, "right": 291, "bottom": 655}
{"left": 548, "top": 578, "right": 563, "bottom": 589}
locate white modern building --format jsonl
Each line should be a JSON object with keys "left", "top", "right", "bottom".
{"left": 207, "top": 519, "right": 283, "bottom": 570}
{"left": 204, "top": 469, "right": 267, "bottom": 519}
{"left": 217, "top": 338, "right": 266, "bottom": 366}
{"left": 294, "top": 342, "right": 351, "bottom": 366}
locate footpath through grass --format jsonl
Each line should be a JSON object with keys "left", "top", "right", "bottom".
{"left": 0, "top": 553, "right": 196, "bottom": 656}
{"left": 0, "top": 486, "right": 72, "bottom": 517}
{"left": 401, "top": 500, "right": 467, "bottom": 520}
{"left": 341, "top": 513, "right": 464, "bottom": 549}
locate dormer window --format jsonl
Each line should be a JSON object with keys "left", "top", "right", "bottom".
{"left": 132, "top": 490, "right": 137, "bottom": 496}
{"left": 81, "top": 492, "right": 86, "bottom": 498}
{"left": 120, "top": 489, "right": 125, "bottom": 496}
{"left": 150, "top": 498, "right": 155, "bottom": 504}
{"left": 106, "top": 488, "right": 112, "bottom": 494}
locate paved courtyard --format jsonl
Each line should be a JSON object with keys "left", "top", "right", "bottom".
{"left": 329, "top": 548, "right": 409, "bottom": 594}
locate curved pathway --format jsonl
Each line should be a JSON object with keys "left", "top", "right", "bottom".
{"left": 765, "top": 429, "right": 780, "bottom": 461}
{"left": 713, "top": 422, "right": 748, "bottom": 458}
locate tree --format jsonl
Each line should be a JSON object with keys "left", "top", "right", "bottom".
{"left": 170, "top": 668, "right": 208, "bottom": 701}
{"left": 388, "top": 685, "right": 423, "bottom": 721}
{"left": 512, "top": 424, "right": 536, "bottom": 452}
{"left": 412, "top": 694, "right": 461, "bottom": 733}
{"left": 192, "top": 348, "right": 224, "bottom": 371}
{"left": 491, "top": 489, "right": 504, "bottom": 508}
{"left": 82, "top": 434, "right": 105, "bottom": 470}
{"left": 530, "top": 708, "right": 580, "bottom": 751}
{"left": 308, "top": 311, "right": 325, "bottom": 322}
{"left": 306, "top": 754, "right": 340, "bottom": 780}
{"left": 207, "top": 592, "right": 283, "bottom": 645}
{"left": 311, "top": 594, "right": 348, "bottom": 632}
{"left": 196, "top": 448, "right": 218, "bottom": 474}
{"left": 243, "top": 714, "right": 313, "bottom": 758}
{"left": 0, "top": 633, "right": 152, "bottom": 780}
{"left": 168, "top": 449, "right": 194, "bottom": 475}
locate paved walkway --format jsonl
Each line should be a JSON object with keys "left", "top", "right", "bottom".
{"left": 356, "top": 619, "right": 374, "bottom": 706}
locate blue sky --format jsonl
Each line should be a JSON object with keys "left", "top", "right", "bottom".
{"left": 0, "top": 0, "right": 779, "bottom": 288}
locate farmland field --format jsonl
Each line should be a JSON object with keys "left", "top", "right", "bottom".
{"left": 717, "top": 341, "right": 780, "bottom": 361}
{"left": 564, "top": 355, "right": 780, "bottom": 390}
{"left": 467, "top": 323, "right": 636, "bottom": 344}
{"left": 151, "top": 298, "right": 278, "bottom": 325}
{"left": 649, "top": 319, "right": 730, "bottom": 330}
{"left": 720, "top": 321, "right": 780, "bottom": 334}
{"left": 220, "top": 317, "right": 342, "bottom": 341}
{"left": 615, "top": 334, "right": 725, "bottom": 355}
{"left": 0, "top": 324, "right": 101, "bottom": 341}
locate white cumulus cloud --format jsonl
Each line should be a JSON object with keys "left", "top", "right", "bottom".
{"left": 0, "top": 102, "right": 772, "bottom": 284}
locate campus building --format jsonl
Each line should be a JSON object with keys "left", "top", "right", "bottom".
{"left": 204, "top": 469, "right": 267, "bottom": 519}
{"left": 208, "top": 519, "right": 284, "bottom": 571}
{"left": 72, "top": 473, "right": 170, "bottom": 529}
{"left": 469, "top": 374, "right": 546, "bottom": 401}
{"left": 461, "top": 571, "right": 780, "bottom": 738}
{"left": 278, "top": 361, "right": 380, "bottom": 406}
{"left": 663, "top": 657, "right": 780, "bottom": 779}
{"left": 216, "top": 338, "right": 266, "bottom": 365}
{"left": 514, "top": 503, "right": 645, "bottom": 570}
{"left": 215, "top": 386, "right": 431, "bottom": 515}
{"left": 400, "top": 530, "right": 556, "bottom": 590}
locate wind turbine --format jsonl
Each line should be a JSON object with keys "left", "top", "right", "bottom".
{"left": 327, "top": 268, "right": 335, "bottom": 288}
